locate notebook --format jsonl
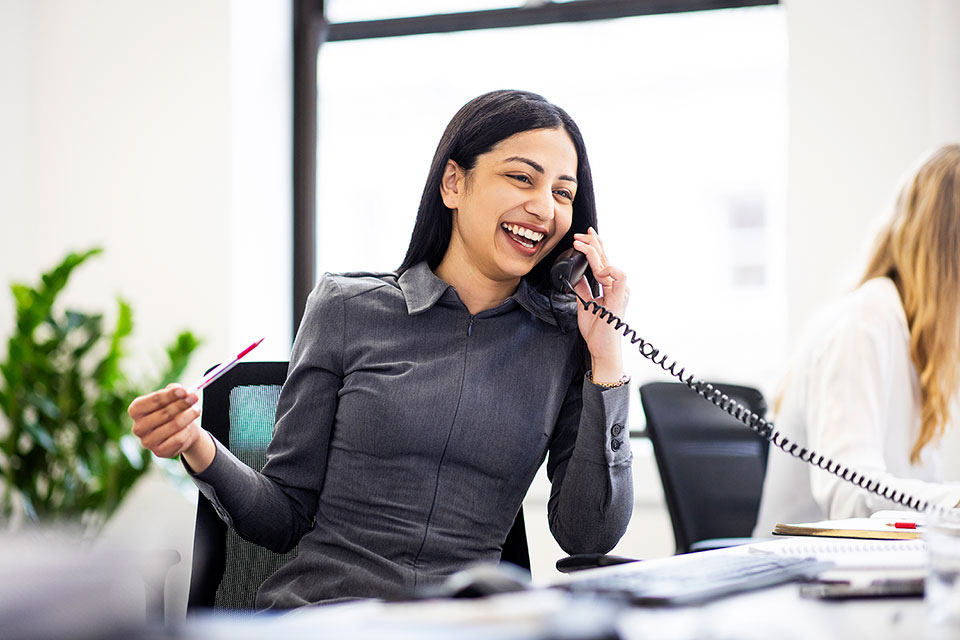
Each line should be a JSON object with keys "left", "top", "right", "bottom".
{"left": 771, "top": 511, "right": 924, "bottom": 540}
{"left": 750, "top": 537, "right": 927, "bottom": 570}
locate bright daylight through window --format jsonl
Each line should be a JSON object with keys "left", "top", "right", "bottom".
{"left": 315, "top": 5, "right": 787, "bottom": 428}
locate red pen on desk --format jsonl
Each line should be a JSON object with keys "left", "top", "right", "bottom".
{"left": 885, "top": 521, "right": 922, "bottom": 529}
{"left": 187, "top": 338, "right": 264, "bottom": 394}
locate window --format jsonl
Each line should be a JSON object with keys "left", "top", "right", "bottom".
{"left": 313, "top": 5, "right": 787, "bottom": 426}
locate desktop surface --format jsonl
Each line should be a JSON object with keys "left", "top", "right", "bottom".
{"left": 179, "top": 540, "right": 936, "bottom": 640}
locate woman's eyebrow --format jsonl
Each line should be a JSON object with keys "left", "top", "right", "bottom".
{"left": 503, "top": 156, "right": 578, "bottom": 184}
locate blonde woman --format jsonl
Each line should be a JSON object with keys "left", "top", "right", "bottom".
{"left": 754, "top": 144, "right": 960, "bottom": 534}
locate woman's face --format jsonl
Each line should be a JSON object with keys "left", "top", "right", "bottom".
{"left": 440, "top": 127, "right": 578, "bottom": 283}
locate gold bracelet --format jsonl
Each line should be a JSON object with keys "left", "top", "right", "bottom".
{"left": 588, "top": 371, "right": 630, "bottom": 388}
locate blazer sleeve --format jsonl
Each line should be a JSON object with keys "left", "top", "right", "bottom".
{"left": 188, "top": 275, "right": 345, "bottom": 553}
{"left": 544, "top": 373, "right": 634, "bottom": 555}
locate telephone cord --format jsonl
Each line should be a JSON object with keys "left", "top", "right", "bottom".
{"left": 562, "top": 277, "right": 933, "bottom": 514}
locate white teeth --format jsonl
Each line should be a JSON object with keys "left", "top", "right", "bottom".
{"left": 502, "top": 223, "right": 544, "bottom": 243}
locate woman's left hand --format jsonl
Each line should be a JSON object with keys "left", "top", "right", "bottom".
{"left": 571, "top": 227, "right": 629, "bottom": 385}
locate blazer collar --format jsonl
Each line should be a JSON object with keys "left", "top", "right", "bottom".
{"left": 397, "top": 262, "right": 567, "bottom": 327}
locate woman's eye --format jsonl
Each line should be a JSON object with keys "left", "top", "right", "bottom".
{"left": 508, "top": 174, "right": 531, "bottom": 184}
{"left": 554, "top": 189, "right": 574, "bottom": 201}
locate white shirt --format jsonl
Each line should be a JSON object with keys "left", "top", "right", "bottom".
{"left": 754, "top": 277, "right": 960, "bottom": 535}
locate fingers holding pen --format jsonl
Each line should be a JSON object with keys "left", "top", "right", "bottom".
{"left": 129, "top": 384, "right": 196, "bottom": 421}
{"left": 139, "top": 402, "right": 202, "bottom": 449}
{"left": 128, "top": 383, "right": 202, "bottom": 458}
{"left": 130, "top": 387, "right": 199, "bottom": 435}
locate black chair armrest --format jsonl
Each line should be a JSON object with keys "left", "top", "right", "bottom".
{"left": 556, "top": 553, "right": 639, "bottom": 574}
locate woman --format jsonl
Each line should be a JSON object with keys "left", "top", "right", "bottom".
{"left": 754, "top": 144, "right": 960, "bottom": 534}
{"left": 128, "top": 90, "right": 634, "bottom": 609}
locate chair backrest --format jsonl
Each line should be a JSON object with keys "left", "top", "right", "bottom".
{"left": 188, "top": 361, "right": 530, "bottom": 610}
{"left": 639, "top": 381, "right": 769, "bottom": 555}
{"left": 188, "top": 361, "right": 294, "bottom": 610}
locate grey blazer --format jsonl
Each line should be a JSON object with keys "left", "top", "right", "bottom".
{"left": 191, "top": 262, "right": 633, "bottom": 609}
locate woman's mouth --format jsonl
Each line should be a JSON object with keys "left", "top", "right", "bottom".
{"left": 501, "top": 223, "right": 545, "bottom": 253}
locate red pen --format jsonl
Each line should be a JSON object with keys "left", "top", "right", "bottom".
{"left": 885, "top": 521, "right": 920, "bottom": 529}
{"left": 187, "top": 338, "right": 264, "bottom": 394}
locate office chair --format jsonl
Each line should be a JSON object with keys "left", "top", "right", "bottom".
{"left": 639, "top": 381, "right": 769, "bottom": 555}
{"left": 188, "top": 361, "right": 530, "bottom": 611}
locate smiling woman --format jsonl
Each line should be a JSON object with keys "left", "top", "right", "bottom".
{"left": 128, "top": 90, "right": 634, "bottom": 610}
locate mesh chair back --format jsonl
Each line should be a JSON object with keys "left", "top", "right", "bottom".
{"left": 189, "top": 361, "right": 531, "bottom": 610}
{"left": 639, "top": 382, "right": 768, "bottom": 554}
{"left": 188, "top": 361, "right": 296, "bottom": 610}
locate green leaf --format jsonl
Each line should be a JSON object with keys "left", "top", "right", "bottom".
{"left": 71, "top": 315, "right": 105, "bottom": 359}
{"left": 38, "top": 248, "right": 102, "bottom": 302}
{"left": 28, "top": 249, "right": 103, "bottom": 327}
{"left": 63, "top": 310, "right": 89, "bottom": 333}
{"left": 25, "top": 392, "right": 61, "bottom": 422}
{"left": 94, "top": 299, "right": 133, "bottom": 390}
{"left": 156, "top": 331, "right": 202, "bottom": 388}
{"left": 113, "top": 299, "right": 133, "bottom": 342}
{"left": 12, "top": 284, "right": 42, "bottom": 335}
{"left": 20, "top": 419, "right": 56, "bottom": 453}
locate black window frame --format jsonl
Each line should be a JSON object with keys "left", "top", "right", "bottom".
{"left": 292, "top": 0, "right": 778, "bottom": 334}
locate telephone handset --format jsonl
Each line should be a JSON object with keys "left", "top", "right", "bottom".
{"left": 550, "top": 248, "right": 930, "bottom": 513}
{"left": 550, "top": 247, "right": 591, "bottom": 294}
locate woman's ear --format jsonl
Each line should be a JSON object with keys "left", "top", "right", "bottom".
{"left": 439, "top": 160, "right": 464, "bottom": 210}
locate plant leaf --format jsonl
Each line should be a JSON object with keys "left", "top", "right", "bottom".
{"left": 155, "top": 331, "right": 202, "bottom": 388}
{"left": 20, "top": 419, "right": 56, "bottom": 453}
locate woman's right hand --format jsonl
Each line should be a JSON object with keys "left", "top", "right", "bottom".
{"left": 128, "top": 384, "right": 216, "bottom": 473}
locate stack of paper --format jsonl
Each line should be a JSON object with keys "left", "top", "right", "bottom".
{"left": 771, "top": 510, "right": 924, "bottom": 540}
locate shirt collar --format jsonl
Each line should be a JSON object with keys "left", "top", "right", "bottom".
{"left": 398, "top": 262, "right": 454, "bottom": 315}
{"left": 397, "top": 261, "right": 569, "bottom": 327}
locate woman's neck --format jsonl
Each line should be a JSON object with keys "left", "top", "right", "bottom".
{"left": 434, "top": 255, "right": 520, "bottom": 315}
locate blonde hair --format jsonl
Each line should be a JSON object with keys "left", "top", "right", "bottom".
{"left": 861, "top": 144, "right": 960, "bottom": 463}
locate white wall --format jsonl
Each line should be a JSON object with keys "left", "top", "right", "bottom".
{"left": 0, "top": 0, "right": 292, "bottom": 622}
{"left": 0, "top": 0, "right": 292, "bottom": 384}
{"left": 785, "top": 0, "right": 960, "bottom": 341}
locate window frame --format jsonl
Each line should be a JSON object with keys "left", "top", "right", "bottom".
{"left": 291, "top": 0, "right": 779, "bottom": 333}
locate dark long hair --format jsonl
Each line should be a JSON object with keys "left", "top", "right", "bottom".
{"left": 398, "top": 90, "right": 599, "bottom": 292}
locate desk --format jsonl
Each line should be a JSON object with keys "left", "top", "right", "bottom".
{"left": 181, "top": 585, "right": 928, "bottom": 640}
{"left": 180, "top": 542, "right": 940, "bottom": 640}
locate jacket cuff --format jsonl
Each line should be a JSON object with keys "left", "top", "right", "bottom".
{"left": 182, "top": 437, "right": 252, "bottom": 527}
{"left": 575, "top": 373, "right": 632, "bottom": 465}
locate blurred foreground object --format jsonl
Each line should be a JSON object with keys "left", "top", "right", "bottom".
{"left": 0, "top": 528, "right": 168, "bottom": 639}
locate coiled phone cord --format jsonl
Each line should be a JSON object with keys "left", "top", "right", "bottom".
{"left": 560, "top": 276, "right": 933, "bottom": 514}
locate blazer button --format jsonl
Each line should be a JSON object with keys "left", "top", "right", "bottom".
{"left": 611, "top": 423, "right": 623, "bottom": 437}
{"left": 611, "top": 439, "right": 623, "bottom": 452}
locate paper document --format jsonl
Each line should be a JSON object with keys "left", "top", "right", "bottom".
{"left": 751, "top": 537, "right": 926, "bottom": 570}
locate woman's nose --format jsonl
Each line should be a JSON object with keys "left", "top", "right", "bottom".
{"left": 524, "top": 187, "right": 554, "bottom": 220}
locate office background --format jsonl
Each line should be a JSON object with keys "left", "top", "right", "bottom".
{"left": 1, "top": 0, "right": 959, "bottom": 623}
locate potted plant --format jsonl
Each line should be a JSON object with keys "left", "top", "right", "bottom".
{"left": 0, "top": 248, "right": 199, "bottom": 530}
